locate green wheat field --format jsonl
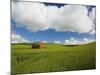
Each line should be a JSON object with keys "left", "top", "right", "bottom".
{"left": 11, "top": 42, "right": 96, "bottom": 75}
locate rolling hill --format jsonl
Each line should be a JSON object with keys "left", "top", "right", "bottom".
{"left": 11, "top": 42, "right": 96, "bottom": 75}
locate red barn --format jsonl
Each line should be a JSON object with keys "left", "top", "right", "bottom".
{"left": 40, "top": 42, "right": 44, "bottom": 48}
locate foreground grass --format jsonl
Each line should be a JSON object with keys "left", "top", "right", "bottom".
{"left": 11, "top": 42, "right": 96, "bottom": 75}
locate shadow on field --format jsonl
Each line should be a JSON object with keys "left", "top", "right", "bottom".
{"left": 62, "top": 45, "right": 79, "bottom": 47}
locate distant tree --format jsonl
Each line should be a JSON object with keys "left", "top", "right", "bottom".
{"left": 32, "top": 42, "right": 40, "bottom": 48}
{"left": 32, "top": 42, "right": 44, "bottom": 48}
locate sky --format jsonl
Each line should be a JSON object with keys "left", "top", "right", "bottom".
{"left": 11, "top": 1, "right": 96, "bottom": 44}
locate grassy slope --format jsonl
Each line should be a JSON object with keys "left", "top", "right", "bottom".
{"left": 11, "top": 42, "right": 96, "bottom": 74}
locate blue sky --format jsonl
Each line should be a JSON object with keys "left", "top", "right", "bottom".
{"left": 11, "top": 2, "right": 96, "bottom": 43}
{"left": 11, "top": 19, "right": 95, "bottom": 42}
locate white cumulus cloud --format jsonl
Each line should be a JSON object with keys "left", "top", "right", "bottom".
{"left": 12, "top": 2, "right": 49, "bottom": 32}
{"left": 64, "top": 38, "right": 80, "bottom": 45}
{"left": 11, "top": 33, "right": 29, "bottom": 43}
{"left": 50, "top": 5, "right": 93, "bottom": 33}
{"left": 42, "top": 41, "right": 47, "bottom": 43}
{"left": 89, "top": 8, "right": 96, "bottom": 22}
{"left": 89, "top": 8, "right": 96, "bottom": 35}
{"left": 90, "top": 30, "right": 95, "bottom": 35}
{"left": 54, "top": 40, "right": 61, "bottom": 44}
{"left": 64, "top": 37, "right": 95, "bottom": 45}
{"left": 12, "top": 1, "right": 95, "bottom": 33}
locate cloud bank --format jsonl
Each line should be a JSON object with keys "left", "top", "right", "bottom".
{"left": 12, "top": 2, "right": 95, "bottom": 34}
{"left": 11, "top": 33, "right": 95, "bottom": 44}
